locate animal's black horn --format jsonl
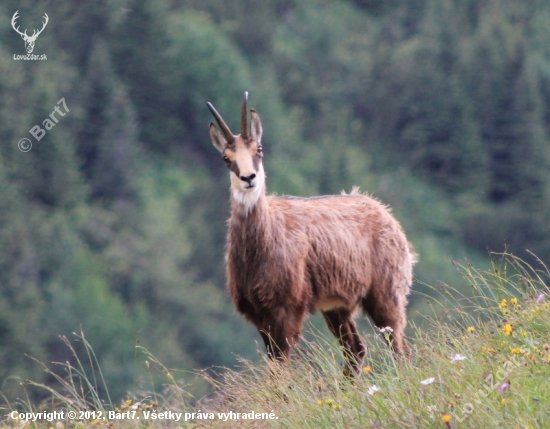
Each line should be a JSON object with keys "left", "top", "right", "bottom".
{"left": 241, "top": 91, "right": 249, "bottom": 140}
{"left": 207, "top": 102, "right": 235, "bottom": 144}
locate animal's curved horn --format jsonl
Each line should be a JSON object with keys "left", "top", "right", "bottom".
{"left": 241, "top": 91, "right": 249, "bottom": 140}
{"left": 207, "top": 102, "right": 235, "bottom": 144}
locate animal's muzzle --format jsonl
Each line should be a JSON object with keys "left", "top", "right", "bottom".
{"left": 240, "top": 173, "right": 256, "bottom": 185}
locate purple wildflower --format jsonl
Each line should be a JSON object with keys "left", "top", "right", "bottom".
{"left": 498, "top": 383, "right": 510, "bottom": 393}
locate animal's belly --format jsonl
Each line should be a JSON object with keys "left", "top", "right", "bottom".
{"left": 314, "top": 298, "right": 347, "bottom": 311}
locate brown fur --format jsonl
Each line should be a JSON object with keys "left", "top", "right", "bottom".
{"left": 208, "top": 95, "right": 416, "bottom": 376}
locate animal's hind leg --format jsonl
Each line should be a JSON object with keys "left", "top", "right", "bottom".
{"left": 322, "top": 309, "right": 366, "bottom": 377}
{"left": 362, "top": 292, "right": 409, "bottom": 355}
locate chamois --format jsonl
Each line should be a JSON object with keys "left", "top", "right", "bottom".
{"left": 207, "top": 93, "right": 416, "bottom": 376}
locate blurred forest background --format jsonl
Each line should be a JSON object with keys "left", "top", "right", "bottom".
{"left": 1, "top": 0, "right": 550, "bottom": 401}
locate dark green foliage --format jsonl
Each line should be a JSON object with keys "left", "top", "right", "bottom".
{"left": 181, "top": 0, "right": 291, "bottom": 55}
{"left": 1, "top": 0, "right": 550, "bottom": 404}
{"left": 349, "top": 0, "right": 402, "bottom": 16}
{"left": 79, "top": 40, "right": 140, "bottom": 202}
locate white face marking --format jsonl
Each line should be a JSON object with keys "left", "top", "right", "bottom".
{"left": 231, "top": 163, "right": 265, "bottom": 214}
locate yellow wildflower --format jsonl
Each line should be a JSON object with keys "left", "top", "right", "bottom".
{"left": 499, "top": 299, "right": 508, "bottom": 309}
{"left": 442, "top": 413, "right": 452, "bottom": 423}
{"left": 502, "top": 324, "right": 513, "bottom": 336}
{"left": 467, "top": 326, "right": 475, "bottom": 333}
{"left": 501, "top": 398, "right": 507, "bottom": 405}
{"left": 317, "top": 400, "right": 323, "bottom": 405}
{"left": 546, "top": 354, "right": 550, "bottom": 362}
{"left": 510, "top": 297, "right": 518, "bottom": 305}
{"left": 510, "top": 347, "right": 522, "bottom": 354}
{"left": 522, "top": 331, "right": 528, "bottom": 337}
{"left": 363, "top": 365, "right": 372, "bottom": 373}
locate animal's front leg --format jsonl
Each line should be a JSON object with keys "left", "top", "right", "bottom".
{"left": 258, "top": 308, "right": 306, "bottom": 362}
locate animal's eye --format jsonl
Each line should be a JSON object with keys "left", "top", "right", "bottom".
{"left": 222, "top": 155, "right": 231, "bottom": 165}
{"left": 257, "top": 146, "right": 263, "bottom": 154}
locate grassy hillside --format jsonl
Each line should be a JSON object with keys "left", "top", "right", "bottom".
{"left": 3, "top": 254, "right": 549, "bottom": 428}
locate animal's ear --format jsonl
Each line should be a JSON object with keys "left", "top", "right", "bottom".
{"left": 209, "top": 122, "right": 226, "bottom": 153}
{"left": 250, "top": 109, "right": 263, "bottom": 144}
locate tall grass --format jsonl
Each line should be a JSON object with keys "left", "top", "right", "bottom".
{"left": 2, "top": 253, "right": 549, "bottom": 428}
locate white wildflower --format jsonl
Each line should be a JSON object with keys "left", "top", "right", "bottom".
{"left": 420, "top": 377, "right": 435, "bottom": 385}
{"left": 451, "top": 353, "right": 467, "bottom": 362}
{"left": 378, "top": 327, "right": 393, "bottom": 333}
{"left": 367, "top": 384, "right": 380, "bottom": 395}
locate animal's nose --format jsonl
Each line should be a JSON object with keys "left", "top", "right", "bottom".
{"left": 240, "top": 173, "right": 256, "bottom": 183}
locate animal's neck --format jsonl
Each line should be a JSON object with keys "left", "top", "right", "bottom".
{"left": 230, "top": 186, "right": 271, "bottom": 243}
{"left": 227, "top": 188, "right": 271, "bottom": 294}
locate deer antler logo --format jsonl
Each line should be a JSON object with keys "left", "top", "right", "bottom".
{"left": 11, "top": 11, "right": 49, "bottom": 54}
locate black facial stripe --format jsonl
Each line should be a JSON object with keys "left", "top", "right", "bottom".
{"left": 252, "top": 154, "right": 261, "bottom": 171}
{"left": 229, "top": 161, "right": 240, "bottom": 177}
